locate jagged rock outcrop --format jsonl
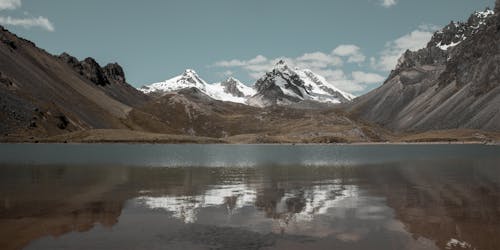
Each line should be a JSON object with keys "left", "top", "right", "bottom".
{"left": 350, "top": 8, "right": 500, "bottom": 132}
{"left": 103, "top": 63, "right": 126, "bottom": 85}
{"left": 58, "top": 52, "right": 149, "bottom": 107}
{"left": 388, "top": 8, "right": 495, "bottom": 81}
{"left": 80, "top": 57, "right": 109, "bottom": 86}
{"left": 59, "top": 53, "right": 127, "bottom": 86}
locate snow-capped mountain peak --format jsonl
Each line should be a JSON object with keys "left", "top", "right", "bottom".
{"left": 172, "top": 69, "right": 207, "bottom": 89}
{"left": 139, "top": 69, "right": 207, "bottom": 94}
{"left": 273, "top": 59, "right": 289, "bottom": 70}
{"left": 429, "top": 8, "right": 495, "bottom": 51}
{"left": 140, "top": 63, "right": 354, "bottom": 107}
{"left": 248, "top": 60, "right": 355, "bottom": 107}
{"left": 139, "top": 70, "right": 254, "bottom": 104}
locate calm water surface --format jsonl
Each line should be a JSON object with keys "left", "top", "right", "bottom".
{"left": 0, "top": 144, "right": 499, "bottom": 250}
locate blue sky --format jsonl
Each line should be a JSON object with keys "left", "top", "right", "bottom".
{"left": 0, "top": 0, "right": 494, "bottom": 95}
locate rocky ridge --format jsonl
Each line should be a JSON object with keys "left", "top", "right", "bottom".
{"left": 350, "top": 7, "right": 500, "bottom": 131}
{"left": 58, "top": 53, "right": 149, "bottom": 107}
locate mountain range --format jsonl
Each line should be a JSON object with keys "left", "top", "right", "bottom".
{"left": 139, "top": 69, "right": 255, "bottom": 104}
{"left": 1, "top": 5, "right": 500, "bottom": 143}
{"left": 138, "top": 60, "right": 354, "bottom": 107}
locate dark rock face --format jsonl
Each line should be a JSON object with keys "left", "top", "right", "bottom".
{"left": 496, "top": 0, "right": 500, "bottom": 29}
{"left": 388, "top": 9, "right": 494, "bottom": 82}
{"left": 103, "top": 63, "right": 126, "bottom": 84}
{"left": 221, "top": 78, "right": 244, "bottom": 97}
{"left": 56, "top": 115, "right": 70, "bottom": 130}
{"left": 254, "top": 60, "right": 308, "bottom": 98}
{"left": 81, "top": 58, "right": 108, "bottom": 86}
{"left": 250, "top": 61, "right": 309, "bottom": 106}
{"left": 58, "top": 54, "right": 126, "bottom": 86}
{"left": 351, "top": 8, "right": 500, "bottom": 132}
{"left": 57, "top": 52, "right": 150, "bottom": 107}
{"left": 248, "top": 59, "right": 355, "bottom": 107}
{"left": 0, "top": 71, "right": 14, "bottom": 88}
{"left": 59, "top": 52, "right": 80, "bottom": 68}
{"left": 429, "top": 11, "right": 492, "bottom": 48}
{"left": 59, "top": 53, "right": 107, "bottom": 85}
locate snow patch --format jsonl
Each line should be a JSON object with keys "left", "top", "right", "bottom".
{"left": 474, "top": 9, "right": 494, "bottom": 19}
{"left": 445, "top": 238, "right": 472, "bottom": 249}
{"left": 437, "top": 41, "right": 462, "bottom": 51}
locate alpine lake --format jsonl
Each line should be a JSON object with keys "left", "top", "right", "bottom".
{"left": 0, "top": 144, "right": 499, "bottom": 250}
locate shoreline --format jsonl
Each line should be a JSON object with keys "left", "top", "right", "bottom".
{"left": 0, "top": 141, "right": 498, "bottom": 146}
{"left": 2, "top": 129, "right": 499, "bottom": 146}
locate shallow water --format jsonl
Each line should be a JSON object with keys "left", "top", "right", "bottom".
{"left": 0, "top": 144, "right": 499, "bottom": 250}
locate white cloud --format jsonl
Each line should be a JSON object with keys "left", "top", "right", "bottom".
{"left": 371, "top": 25, "right": 436, "bottom": 71}
{"left": 352, "top": 71, "right": 385, "bottom": 84}
{"left": 249, "top": 72, "right": 264, "bottom": 79}
{"left": 0, "top": 0, "right": 21, "bottom": 10}
{"left": 217, "top": 70, "right": 234, "bottom": 78}
{"left": 214, "top": 55, "right": 268, "bottom": 68}
{"left": 332, "top": 44, "right": 366, "bottom": 63}
{"left": 247, "top": 55, "right": 267, "bottom": 64}
{"left": 213, "top": 47, "right": 384, "bottom": 94}
{"left": 214, "top": 59, "right": 245, "bottom": 67}
{"left": 332, "top": 45, "right": 359, "bottom": 56}
{"left": 214, "top": 44, "right": 366, "bottom": 82}
{"left": 296, "top": 52, "right": 343, "bottom": 67}
{"left": 380, "top": 0, "right": 397, "bottom": 8}
{"left": 0, "top": 16, "right": 55, "bottom": 31}
{"left": 316, "top": 69, "right": 385, "bottom": 93}
{"left": 0, "top": 0, "right": 55, "bottom": 32}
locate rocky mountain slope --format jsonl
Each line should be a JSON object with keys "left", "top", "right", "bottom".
{"left": 248, "top": 60, "right": 355, "bottom": 107}
{"left": 350, "top": 8, "right": 500, "bottom": 132}
{"left": 0, "top": 25, "right": 150, "bottom": 138}
{"left": 59, "top": 53, "right": 150, "bottom": 107}
{"left": 139, "top": 69, "right": 255, "bottom": 104}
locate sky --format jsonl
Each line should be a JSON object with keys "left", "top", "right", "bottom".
{"left": 0, "top": 0, "right": 495, "bottom": 95}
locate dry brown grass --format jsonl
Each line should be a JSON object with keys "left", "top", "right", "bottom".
{"left": 395, "top": 129, "right": 500, "bottom": 143}
{"left": 37, "top": 129, "right": 224, "bottom": 144}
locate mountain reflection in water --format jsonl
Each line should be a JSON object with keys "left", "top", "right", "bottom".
{"left": 0, "top": 155, "right": 499, "bottom": 249}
